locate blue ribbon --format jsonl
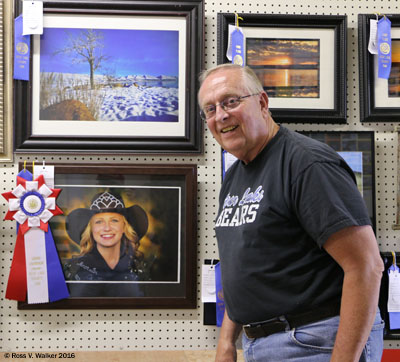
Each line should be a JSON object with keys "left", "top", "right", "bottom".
{"left": 45, "top": 227, "right": 69, "bottom": 301}
{"left": 231, "top": 28, "right": 245, "bottom": 66}
{"left": 215, "top": 262, "right": 225, "bottom": 327}
{"left": 14, "top": 15, "right": 31, "bottom": 81}
{"left": 18, "top": 169, "right": 33, "bottom": 181}
{"left": 377, "top": 16, "right": 392, "bottom": 79}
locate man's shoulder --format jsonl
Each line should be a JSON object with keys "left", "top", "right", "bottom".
{"left": 279, "top": 127, "right": 342, "bottom": 168}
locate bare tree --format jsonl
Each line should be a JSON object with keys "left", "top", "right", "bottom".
{"left": 55, "top": 29, "right": 110, "bottom": 89}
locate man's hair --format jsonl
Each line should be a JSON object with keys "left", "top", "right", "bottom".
{"left": 199, "top": 64, "right": 264, "bottom": 95}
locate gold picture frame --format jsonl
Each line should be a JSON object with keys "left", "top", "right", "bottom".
{"left": 0, "top": 0, "right": 13, "bottom": 162}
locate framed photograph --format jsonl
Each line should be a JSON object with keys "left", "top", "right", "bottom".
{"left": 221, "top": 131, "right": 375, "bottom": 229}
{"left": 359, "top": 14, "right": 400, "bottom": 122}
{"left": 0, "top": 0, "right": 13, "bottom": 162}
{"left": 18, "top": 163, "right": 197, "bottom": 309}
{"left": 13, "top": 0, "right": 204, "bottom": 154}
{"left": 217, "top": 13, "right": 347, "bottom": 123}
{"left": 300, "top": 131, "right": 376, "bottom": 230}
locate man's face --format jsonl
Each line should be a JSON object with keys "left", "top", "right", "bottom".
{"left": 198, "top": 68, "right": 270, "bottom": 163}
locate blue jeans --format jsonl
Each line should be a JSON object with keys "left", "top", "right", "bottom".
{"left": 242, "top": 311, "right": 384, "bottom": 362}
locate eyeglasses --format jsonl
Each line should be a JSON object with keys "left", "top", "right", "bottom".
{"left": 200, "top": 93, "right": 260, "bottom": 121}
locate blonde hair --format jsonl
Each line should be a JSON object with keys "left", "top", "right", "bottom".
{"left": 79, "top": 213, "right": 141, "bottom": 260}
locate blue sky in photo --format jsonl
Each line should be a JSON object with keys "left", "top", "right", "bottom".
{"left": 39, "top": 28, "right": 179, "bottom": 76}
{"left": 338, "top": 151, "right": 363, "bottom": 173}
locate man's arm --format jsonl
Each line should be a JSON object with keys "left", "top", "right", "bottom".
{"left": 323, "top": 225, "right": 384, "bottom": 362}
{"left": 215, "top": 309, "right": 242, "bottom": 362}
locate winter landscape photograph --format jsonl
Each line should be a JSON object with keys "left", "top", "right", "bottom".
{"left": 38, "top": 26, "right": 179, "bottom": 123}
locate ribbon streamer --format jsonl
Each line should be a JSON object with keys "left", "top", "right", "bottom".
{"left": 231, "top": 14, "right": 245, "bottom": 67}
{"left": 2, "top": 169, "right": 69, "bottom": 303}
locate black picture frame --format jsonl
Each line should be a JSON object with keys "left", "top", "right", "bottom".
{"left": 217, "top": 13, "right": 347, "bottom": 124}
{"left": 380, "top": 252, "right": 400, "bottom": 340}
{"left": 13, "top": 0, "right": 204, "bottom": 154}
{"left": 358, "top": 14, "right": 400, "bottom": 123}
{"left": 18, "top": 163, "right": 197, "bottom": 309}
{"left": 300, "top": 131, "right": 376, "bottom": 230}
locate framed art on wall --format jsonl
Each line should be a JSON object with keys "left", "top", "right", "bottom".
{"left": 18, "top": 163, "right": 197, "bottom": 309}
{"left": 359, "top": 14, "right": 400, "bottom": 123}
{"left": 217, "top": 13, "right": 347, "bottom": 124}
{"left": 13, "top": 0, "right": 204, "bottom": 154}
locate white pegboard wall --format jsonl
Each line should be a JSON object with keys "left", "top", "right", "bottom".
{"left": 2, "top": 0, "right": 400, "bottom": 352}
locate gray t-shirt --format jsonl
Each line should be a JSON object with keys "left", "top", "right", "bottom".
{"left": 215, "top": 126, "right": 372, "bottom": 325}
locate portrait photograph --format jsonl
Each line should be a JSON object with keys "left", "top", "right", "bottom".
{"left": 52, "top": 185, "right": 181, "bottom": 298}
{"left": 18, "top": 163, "right": 198, "bottom": 309}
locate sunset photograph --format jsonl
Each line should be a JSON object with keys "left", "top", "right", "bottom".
{"left": 246, "top": 38, "right": 320, "bottom": 98}
{"left": 389, "top": 39, "right": 400, "bottom": 97}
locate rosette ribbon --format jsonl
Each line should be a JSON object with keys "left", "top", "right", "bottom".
{"left": 2, "top": 169, "right": 69, "bottom": 303}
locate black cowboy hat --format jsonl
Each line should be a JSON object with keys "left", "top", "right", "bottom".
{"left": 66, "top": 191, "right": 148, "bottom": 244}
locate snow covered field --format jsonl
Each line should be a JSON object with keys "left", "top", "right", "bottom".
{"left": 41, "top": 72, "right": 179, "bottom": 122}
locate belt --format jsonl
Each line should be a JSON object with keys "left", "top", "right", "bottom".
{"left": 243, "top": 301, "right": 341, "bottom": 339}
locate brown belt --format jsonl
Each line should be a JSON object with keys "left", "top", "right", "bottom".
{"left": 243, "top": 301, "right": 341, "bottom": 339}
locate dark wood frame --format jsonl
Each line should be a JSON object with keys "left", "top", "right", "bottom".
{"left": 217, "top": 13, "right": 347, "bottom": 124}
{"left": 18, "top": 163, "right": 197, "bottom": 309}
{"left": 300, "top": 131, "right": 376, "bottom": 230}
{"left": 358, "top": 14, "right": 400, "bottom": 123}
{"left": 13, "top": 0, "right": 204, "bottom": 154}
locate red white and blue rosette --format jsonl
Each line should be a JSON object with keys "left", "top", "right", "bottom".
{"left": 2, "top": 169, "right": 69, "bottom": 303}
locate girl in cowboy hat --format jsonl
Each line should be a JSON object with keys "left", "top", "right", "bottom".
{"left": 63, "top": 191, "right": 148, "bottom": 297}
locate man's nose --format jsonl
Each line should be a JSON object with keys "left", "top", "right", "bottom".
{"left": 215, "top": 104, "right": 229, "bottom": 122}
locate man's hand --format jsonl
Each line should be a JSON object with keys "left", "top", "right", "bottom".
{"left": 215, "top": 339, "right": 237, "bottom": 362}
{"left": 215, "top": 310, "right": 242, "bottom": 362}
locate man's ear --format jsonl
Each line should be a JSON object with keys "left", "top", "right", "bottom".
{"left": 259, "top": 92, "right": 269, "bottom": 113}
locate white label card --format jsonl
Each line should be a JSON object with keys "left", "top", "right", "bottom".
{"left": 368, "top": 19, "right": 379, "bottom": 54}
{"left": 34, "top": 165, "right": 55, "bottom": 189}
{"left": 201, "top": 264, "right": 216, "bottom": 303}
{"left": 388, "top": 268, "right": 400, "bottom": 312}
{"left": 24, "top": 228, "right": 49, "bottom": 304}
{"left": 22, "top": 1, "right": 43, "bottom": 35}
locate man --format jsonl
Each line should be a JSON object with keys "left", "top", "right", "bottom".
{"left": 198, "top": 64, "right": 384, "bottom": 362}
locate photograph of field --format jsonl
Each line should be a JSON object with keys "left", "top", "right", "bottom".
{"left": 246, "top": 38, "right": 320, "bottom": 98}
{"left": 39, "top": 27, "right": 179, "bottom": 122}
{"left": 389, "top": 39, "right": 400, "bottom": 97}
